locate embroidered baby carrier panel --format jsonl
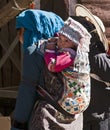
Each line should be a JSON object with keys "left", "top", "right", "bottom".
{"left": 40, "top": 17, "right": 91, "bottom": 123}
{"left": 58, "top": 41, "right": 91, "bottom": 115}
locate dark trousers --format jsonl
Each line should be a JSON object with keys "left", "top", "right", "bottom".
{"left": 83, "top": 112, "right": 110, "bottom": 130}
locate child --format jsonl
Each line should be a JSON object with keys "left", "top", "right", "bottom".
{"left": 44, "top": 17, "right": 91, "bottom": 123}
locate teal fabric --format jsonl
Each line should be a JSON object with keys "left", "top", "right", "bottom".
{"left": 16, "top": 9, "right": 64, "bottom": 50}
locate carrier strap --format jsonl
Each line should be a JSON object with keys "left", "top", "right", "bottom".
{"left": 36, "top": 85, "right": 75, "bottom": 117}
{"left": 90, "top": 73, "right": 110, "bottom": 90}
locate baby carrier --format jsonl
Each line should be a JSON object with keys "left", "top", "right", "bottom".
{"left": 37, "top": 17, "right": 91, "bottom": 122}
{"left": 58, "top": 37, "right": 91, "bottom": 115}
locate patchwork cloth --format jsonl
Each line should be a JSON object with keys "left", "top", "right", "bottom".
{"left": 55, "top": 18, "right": 91, "bottom": 121}
{"left": 36, "top": 18, "right": 91, "bottom": 123}
{"left": 56, "top": 45, "right": 91, "bottom": 122}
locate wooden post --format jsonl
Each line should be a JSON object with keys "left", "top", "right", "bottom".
{"left": 0, "top": 0, "right": 32, "bottom": 28}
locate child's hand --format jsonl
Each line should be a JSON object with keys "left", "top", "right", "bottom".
{"left": 62, "top": 48, "right": 76, "bottom": 58}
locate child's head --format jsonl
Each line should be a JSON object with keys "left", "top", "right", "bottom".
{"left": 58, "top": 17, "right": 91, "bottom": 49}
{"left": 57, "top": 33, "right": 77, "bottom": 49}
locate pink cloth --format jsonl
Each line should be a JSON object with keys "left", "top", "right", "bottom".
{"left": 44, "top": 49, "right": 75, "bottom": 72}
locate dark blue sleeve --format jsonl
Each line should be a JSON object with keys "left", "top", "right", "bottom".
{"left": 90, "top": 53, "right": 110, "bottom": 82}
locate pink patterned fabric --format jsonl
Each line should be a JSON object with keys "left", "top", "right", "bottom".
{"left": 44, "top": 49, "right": 75, "bottom": 72}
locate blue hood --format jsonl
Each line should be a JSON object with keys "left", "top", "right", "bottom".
{"left": 16, "top": 9, "right": 64, "bottom": 50}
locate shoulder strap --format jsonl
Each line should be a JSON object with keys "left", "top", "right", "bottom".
{"left": 36, "top": 85, "right": 75, "bottom": 117}
{"left": 90, "top": 73, "right": 110, "bottom": 90}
